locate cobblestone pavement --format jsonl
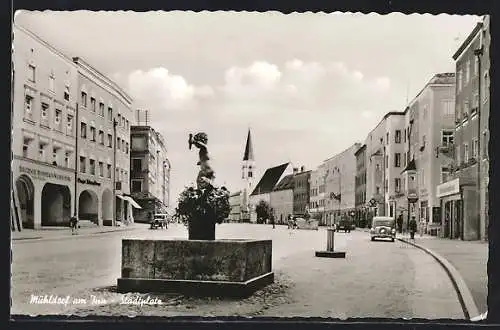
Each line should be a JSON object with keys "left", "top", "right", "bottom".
{"left": 398, "top": 234, "right": 488, "bottom": 315}
{"left": 11, "top": 224, "right": 464, "bottom": 319}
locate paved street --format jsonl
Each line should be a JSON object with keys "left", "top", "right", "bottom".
{"left": 12, "top": 224, "right": 463, "bottom": 318}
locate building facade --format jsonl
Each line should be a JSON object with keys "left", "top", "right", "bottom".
{"left": 12, "top": 25, "right": 78, "bottom": 229}
{"left": 228, "top": 191, "right": 242, "bottom": 222}
{"left": 270, "top": 174, "right": 294, "bottom": 224}
{"left": 309, "top": 164, "right": 326, "bottom": 224}
{"left": 73, "top": 57, "right": 138, "bottom": 226}
{"left": 323, "top": 143, "right": 361, "bottom": 224}
{"left": 292, "top": 166, "right": 310, "bottom": 216}
{"left": 437, "top": 18, "right": 490, "bottom": 241}
{"left": 354, "top": 144, "right": 368, "bottom": 227}
{"left": 129, "top": 125, "right": 171, "bottom": 222}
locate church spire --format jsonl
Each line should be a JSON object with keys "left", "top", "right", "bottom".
{"left": 243, "top": 129, "right": 254, "bottom": 161}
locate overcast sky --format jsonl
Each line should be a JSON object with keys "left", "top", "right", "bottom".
{"left": 14, "top": 11, "right": 480, "bottom": 203}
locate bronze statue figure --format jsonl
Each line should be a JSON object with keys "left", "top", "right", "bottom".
{"left": 189, "top": 132, "right": 215, "bottom": 190}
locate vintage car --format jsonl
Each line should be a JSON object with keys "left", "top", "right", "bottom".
{"left": 295, "top": 217, "right": 319, "bottom": 230}
{"left": 336, "top": 218, "right": 353, "bottom": 233}
{"left": 150, "top": 213, "right": 169, "bottom": 229}
{"left": 370, "top": 216, "right": 396, "bottom": 242}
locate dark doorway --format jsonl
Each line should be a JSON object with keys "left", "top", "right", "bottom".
{"left": 79, "top": 190, "right": 99, "bottom": 223}
{"left": 15, "top": 175, "right": 35, "bottom": 229}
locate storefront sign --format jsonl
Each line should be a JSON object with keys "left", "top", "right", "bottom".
{"left": 437, "top": 178, "right": 460, "bottom": 198}
{"left": 19, "top": 165, "right": 72, "bottom": 182}
{"left": 78, "top": 178, "right": 101, "bottom": 186}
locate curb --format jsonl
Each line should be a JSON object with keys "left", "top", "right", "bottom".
{"left": 397, "top": 238, "right": 480, "bottom": 320}
{"left": 12, "top": 227, "right": 138, "bottom": 243}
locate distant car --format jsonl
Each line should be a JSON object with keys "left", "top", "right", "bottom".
{"left": 370, "top": 216, "right": 396, "bottom": 242}
{"left": 336, "top": 218, "right": 352, "bottom": 233}
{"left": 150, "top": 214, "right": 169, "bottom": 229}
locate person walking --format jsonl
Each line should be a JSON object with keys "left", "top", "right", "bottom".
{"left": 69, "top": 215, "right": 78, "bottom": 235}
{"left": 397, "top": 212, "right": 404, "bottom": 234}
{"left": 409, "top": 215, "right": 417, "bottom": 241}
{"left": 270, "top": 212, "right": 275, "bottom": 229}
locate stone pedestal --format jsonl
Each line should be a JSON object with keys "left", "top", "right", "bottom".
{"left": 315, "top": 228, "right": 346, "bottom": 258}
{"left": 117, "top": 239, "right": 274, "bottom": 298}
{"left": 188, "top": 216, "right": 216, "bottom": 240}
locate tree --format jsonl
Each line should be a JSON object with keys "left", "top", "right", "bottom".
{"left": 255, "top": 200, "right": 271, "bottom": 224}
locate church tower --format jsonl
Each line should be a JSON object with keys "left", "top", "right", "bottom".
{"left": 241, "top": 129, "right": 255, "bottom": 218}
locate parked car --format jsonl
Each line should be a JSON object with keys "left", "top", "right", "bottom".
{"left": 150, "top": 213, "right": 169, "bottom": 229}
{"left": 370, "top": 216, "right": 396, "bottom": 242}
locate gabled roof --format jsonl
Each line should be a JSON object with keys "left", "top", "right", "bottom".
{"left": 273, "top": 174, "right": 294, "bottom": 191}
{"left": 251, "top": 163, "right": 289, "bottom": 196}
{"left": 452, "top": 22, "right": 483, "bottom": 61}
{"left": 243, "top": 129, "right": 254, "bottom": 161}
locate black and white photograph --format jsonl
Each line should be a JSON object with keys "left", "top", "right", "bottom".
{"left": 10, "top": 9, "right": 491, "bottom": 321}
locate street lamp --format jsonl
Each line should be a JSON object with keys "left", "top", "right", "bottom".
{"left": 334, "top": 166, "right": 341, "bottom": 224}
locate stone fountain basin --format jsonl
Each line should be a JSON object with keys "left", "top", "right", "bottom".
{"left": 117, "top": 238, "right": 274, "bottom": 298}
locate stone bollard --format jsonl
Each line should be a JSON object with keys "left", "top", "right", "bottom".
{"left": 315, "top": 227, "right": 346, "bottom": 258}
{"left": 326, "top": 228, "right": 335, "bottom": 252}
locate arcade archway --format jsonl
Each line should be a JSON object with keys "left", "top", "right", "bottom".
{"left": 41, "top": 183, "right": 71, "bottom": 226}
{"left": 79, "top": 189, "right": 99, "bottom": 223}
{"left": 15, "top": 175, "right": 35, "bottom": 229}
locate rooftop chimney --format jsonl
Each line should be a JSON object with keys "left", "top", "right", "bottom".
{"left": 293, "top": 167, "right": 298, "bottom": 174}
{"left": 301, "top": 166, "right": 305, "bottom": 172}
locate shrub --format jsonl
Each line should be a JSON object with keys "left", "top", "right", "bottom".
{"left": 175, "top": 185, "right": 230, "bottom": 225}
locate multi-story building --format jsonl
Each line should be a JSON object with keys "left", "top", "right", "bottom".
{"left": 270, "top": 174, "right": 294, "bottom": 224}
{"left": 437, "top": 18, "right": 490, "bottom": 241}
{"left": 309, "top": 163, "right": 326, "bottom": 224}
{"left": 323, "top": 143, "right": 361, "bottom": 224}
{"left": 12, "top": 24, "right": 78, "bottom": 229}
{"left": 400, "top": 73, "right": 456, "bottom": 235}
{"left": 129, "top": 125, "right": 171, "bottom": 222}
{"left": 73, "top": 57, "right": 137, "bottom": 226}
{"left": 354, "top": 144, "right": 368, "bottom": 227}
{"left": 250, "top": 162, "right": 293, "bottom": 222}
{"left": 229, "top": 191, "right": 242, "bottom": 222}
{"left": 292, "top": 166, "right": 310, "bottom": 216}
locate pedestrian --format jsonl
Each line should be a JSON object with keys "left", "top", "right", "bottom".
{"left": 409, "top": 216, "right": 417, "bottom": 240}
{"left": 69, "top": 215, "right": 78, "bottom": 235}
{"left": 397, "top": 212, "right": 404, "bottom": 234}
{"left": 271, "top": 214, "right": 275, "bottom": 229}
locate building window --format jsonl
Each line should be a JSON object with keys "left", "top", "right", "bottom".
{"left": 464, "top": 143, "right": 469, "bottom": 163}
{"left": 131, "top": 136, "right": 146, "bottom": 150}
{"left": 89, "top": 159, "right": 95, "bottom": 175}
{"left": 441, "top": 167, "right": 450, "bottom": 183}
{"left": 64, "top": 86, "right": 70, "bottom": 101}
{"left": 54, "top": 109, "right": 62, "bottom": 128}
{"left": 116, "top": 168, "right": 120, "bottom": 181}
{"left": 22, "top": 139, "right": 30, "bottom": 158}
{"left": 107, "top": 164, "right": 112, "bottom": 178}
{"left": 64, "top": 151, "right": 70, "bottom": 167}
{"left": 117, "top": 114, "right": 121, "bottom": 126}
{"left": 132, "top": 158, "right": 142, "bottom": 172}
{"left": 99, "top": 161, "right": 104, "bottom": 177}
{"left": 80, "top": 156, "right": 86, "bottom": 173}
{"left": 80, "top": 123, "right": 87, "bottom": 138}
{"left": 90, "top": 126, "right": 96, "bottom": 141}
{"left": 90, "top": 97, "right": 96, "bottom": 112}
{"left": 458, "top": 69, "right": 463, "bottom": 91}
{"left": 125, "top": 142, "right": 129, "bottom": 154}
{"left": 394, "top": 153, "right": 401, "bottom": 167}
{"left": 483, "top": 72, "right": 489, "bottom": 103}
{"left": 443, "top": 100, "right": 454, "bottom": 116}
{"left": 49, "top": 75, "right": 55, "bottom": 92}
{"left": 442, "top": 131, "right": 454, "bottom": 147}
{"left": 456, "top": 145, "right": 461, "bottom": 164}
{"left": 465, "top": 59, "right": 470, "bottom": 83}
{"left": 24, "top": 95, "right": 33, "bottom": 116}
{"left": 52, "top": 148, "right": 58, "bottom": 165}
{"left": 107, "top": 134, "right": 113, "bottom": 147}
{"left": 403, "top": 128, "right": 407, "bottom": 143}
{"left": 81, "top": 91, "right": 87, "bottom": 107}
{"left": 132, "top": 180, "right": 143, "bottom": 193}
{"left": 472, "top": 138, "right": 479, "bottom": 160}
{"left": 395, "top": 130, "right": 401, "bottom": 143}
{"left": 38, "top": 144, "right": 45, "bottom": 161}
{"left": 463, "top": 100, "right": 469, "bottom": 118}
{"left": 117, "top": 137, "right": 121, "bottom": 150}
{"left": 98, "top": 130, "right": 104, "bottom": 145}
{"left": 474, "top": 56, "right": 479, "bottom": 75}
{"left": 472, "top": 92, "right": 479, "bottom": 112}
{"left": 67, "top": 115, "right": 73, "bottom": 135}
{"left": 41, "top": 102, "right": 49, "bottom": 119}
{"left": 108, "top": 107, "right": 113, "bottom": 122}
{"left": 386, "top": 132, "right": 389, "bottom": 145}
{"left": 99, "top": 102, "right": 105, "bottom": 116}
{"left": 376, "top": 186, "right": 380, "bottom": 195}
{"left": 395, "top": 178, "right": 401, "bottom": 193}
{"left": 375, "top": 163, "right": 380, "bottom": 171}
{"left": 385, "top": 155, "right": 388, "bottom": 168}
{"left": 28, "top": 64, "right": 36, "bottom": 82}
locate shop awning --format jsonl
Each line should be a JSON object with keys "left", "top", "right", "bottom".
{"left": 122, "top": 196, "right": 142, "bottom": 209}
{"left": 116, "top": 195, "right": 127, "bottom": 201}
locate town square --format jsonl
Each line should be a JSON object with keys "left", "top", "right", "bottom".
{"left": 10, "top": 10, "right": 490, "bottom": 320}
